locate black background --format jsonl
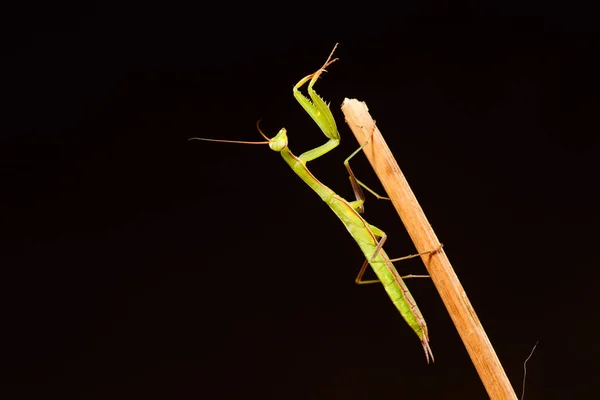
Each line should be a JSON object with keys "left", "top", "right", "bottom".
{"left": 3, "top": 2, "right": 599, "bottom": 399}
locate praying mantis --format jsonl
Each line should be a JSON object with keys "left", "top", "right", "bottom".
{"left": 190, "top": 45, "right": 441, "bottom": 362}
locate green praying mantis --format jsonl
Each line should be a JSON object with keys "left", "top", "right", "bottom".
{"left": 190, "top": 45, "right": 442, "bottom": 362}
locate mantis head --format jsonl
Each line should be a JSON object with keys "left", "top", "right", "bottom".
{"left": 188, "top": 120, "right": 288, "bottom": 152}
{"left": 259, "top": 123, "right": 288, "bottom": 152}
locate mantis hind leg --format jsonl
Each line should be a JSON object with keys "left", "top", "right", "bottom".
{"left": 355, "top": 224, "right": 442, "bottom": 285}
{"left": 356, "top": 264, "right": 428, "bottom": 284}
{"left": 387, "top": 246, "right": 443, "bottom": 263}
{"left": 354, "top": 224, "right": 388, "bottom": 284}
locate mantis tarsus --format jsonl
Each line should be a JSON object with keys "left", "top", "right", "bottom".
{"left": 190, "top": 45, "right": 441, "bottom": 362}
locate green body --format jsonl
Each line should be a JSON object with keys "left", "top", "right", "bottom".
{"left": 278, "top": 143, "right": 428, "bottom": 343}
{"left": 269, "top": 46, "right": 433, "bottom": 361}
{"left": 191, "top": 46, "right": 433, "bottom": 361}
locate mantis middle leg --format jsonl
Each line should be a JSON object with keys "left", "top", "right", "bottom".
{"left": 343, "top": 131, "right": 391, "bottom": 215}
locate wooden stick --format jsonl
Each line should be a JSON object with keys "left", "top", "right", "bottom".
{"left": 341, "top": 98, "right": 517, "bottom": 400}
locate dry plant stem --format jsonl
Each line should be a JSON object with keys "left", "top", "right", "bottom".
{"left": 341, "top": 99, "right": 517, "bottom": 400}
